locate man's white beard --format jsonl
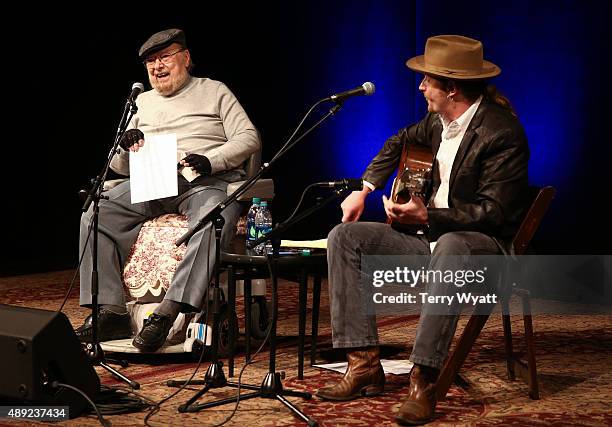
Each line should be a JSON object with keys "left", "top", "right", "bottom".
{"left": 151, "top": 71, "right": 189, "bottom": 97}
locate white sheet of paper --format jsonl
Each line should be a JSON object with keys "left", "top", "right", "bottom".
{"left": 129, "top": 134, "right": 178, "bottom": 203}
{"left": 280, "top": 238, "right": 328, "bottom": 249}
{"left": 313, "top": 359, "right": 414, "bottom": 375}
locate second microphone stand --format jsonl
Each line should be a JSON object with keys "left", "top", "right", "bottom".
{"left": 175, "top": 182, "right": 355, "bottom": 426}
{"left": 169, "top": 101, "right": 344, "bottom": 425}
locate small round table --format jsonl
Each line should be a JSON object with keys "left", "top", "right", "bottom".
{"left": 221, "top": 242, "right": 327, "bottom": 380}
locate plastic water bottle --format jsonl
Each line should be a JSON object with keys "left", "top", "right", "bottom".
{"left": 246, "top": 197, "right": 261, "bottom": 250}
{"left": 254, "top": 201, "right": 273, "bottom": 255}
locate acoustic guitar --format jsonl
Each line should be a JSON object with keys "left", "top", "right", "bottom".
{"left": 388, "top": 143, "right": 434, "bottom": 233}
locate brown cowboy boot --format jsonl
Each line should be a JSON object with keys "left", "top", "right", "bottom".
{"left": 316, "top": 346, "right": 385, "bottom": 401}
{"left": 395, "top": 365, "right": 438, "bottom": 425}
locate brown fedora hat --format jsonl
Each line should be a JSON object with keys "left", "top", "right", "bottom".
{"left": 406, "top": 35, "right": 500, "bottom": 80}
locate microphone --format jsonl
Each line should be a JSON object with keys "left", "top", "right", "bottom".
{"left": 315, "top": 178, "right": 363, "bottom": 191}
{"left": 128, "top": 82, "right": 144, "bottom": 103}
{"left": 324, "top": 82, "right": 375, "bottom": 103}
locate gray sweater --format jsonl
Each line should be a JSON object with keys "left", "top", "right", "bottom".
{"left": 110, "top": 76, "right": 260, "bottom": 177}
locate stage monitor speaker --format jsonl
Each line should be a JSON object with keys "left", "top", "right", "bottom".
{"left": 0, "top": 304, "right": 100, "bottom": 417}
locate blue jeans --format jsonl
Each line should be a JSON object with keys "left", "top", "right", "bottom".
{"left": 326, "top": 222, "right": 501, "bottom": 369}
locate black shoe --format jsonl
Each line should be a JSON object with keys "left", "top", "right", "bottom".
{"left": 132, "top": 313, "right": 173, "bottom": 352}
{"left": 75, "top": 309, "right": 132, "bottom": 343}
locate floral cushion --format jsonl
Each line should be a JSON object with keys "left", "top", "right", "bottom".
{"left": 123, "top": 214, "right": 188, "bottom": 303}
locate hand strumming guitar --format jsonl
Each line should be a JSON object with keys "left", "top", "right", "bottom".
{"left": 382, "top": 194, "right": 428, "bottom": 225}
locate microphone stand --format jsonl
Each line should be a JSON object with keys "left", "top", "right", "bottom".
{"left": 171, "top": 100, "right": 343, "bottom": 426}
{"left": 79, "top": 92, "right": 140, "bottom": 390}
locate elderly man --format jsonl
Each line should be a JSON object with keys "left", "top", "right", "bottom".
{"left": 316, "top": 35, "right": 529, "bottom": 425}
{"left": 76, "top": 29, "right": 260, "bottom": 352}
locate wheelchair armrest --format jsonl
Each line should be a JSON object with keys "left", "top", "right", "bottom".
{"left": 227, "top": 179, "right": 275, "bottom": 201}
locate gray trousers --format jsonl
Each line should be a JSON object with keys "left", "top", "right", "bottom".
{"left": 327, "top": 222, "right": 501, "bottom": 369}
{"left": 79, "top": 176, "right": 241, "bottom": 312}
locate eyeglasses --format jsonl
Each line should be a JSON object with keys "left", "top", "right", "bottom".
{"left": 143, "top": 49, "right": 185, "bottom": 67}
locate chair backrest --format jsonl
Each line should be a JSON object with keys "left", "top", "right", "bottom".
{"left": 244, "top": 144, "right": 261, "bottom": 179}
{"left": 511, "top": 186, "right": 556, "bottom": 255}
{"left": 228, "top": 134, "right": 274, "bottom": 201}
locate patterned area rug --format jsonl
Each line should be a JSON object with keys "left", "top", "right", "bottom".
{"left": 1, "top": 270, "right": 611, "bottom": 426}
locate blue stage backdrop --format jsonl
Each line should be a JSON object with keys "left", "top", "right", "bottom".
{"left": 3, "top": 1, "right": 610, "bottom": 275}
{"left": 286, "top": 0, "right": 609, "bottom": 252}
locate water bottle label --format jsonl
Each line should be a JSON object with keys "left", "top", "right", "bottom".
{"left": 248, "top": 224, "right": 257, "bottom": 240}
{"left": 257, "top": 226, "right": 272, "bottom": 239}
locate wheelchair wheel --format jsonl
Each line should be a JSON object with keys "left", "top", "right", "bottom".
{"left": 216, "top": 303, "right": 239, "bottom": 358}
{"left": 249, "top": 296, "right": 271, "bottom": 340}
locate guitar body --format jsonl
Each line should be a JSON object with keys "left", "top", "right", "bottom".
{"left": 388, "top": 144, "right": 434, "bottom": 233}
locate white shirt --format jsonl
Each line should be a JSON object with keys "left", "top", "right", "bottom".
{"left": 428, "top": 96, "right": 482, "bottom": 250}
{"left": 431, "top": 96, "right": 482, "bottom": 209}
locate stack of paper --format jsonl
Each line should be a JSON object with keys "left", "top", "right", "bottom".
{"left": 313, "top": 359, "right": 414, "bottom": 375}
{"left": 280, "top": 238, "right": 327, "bottom": 249}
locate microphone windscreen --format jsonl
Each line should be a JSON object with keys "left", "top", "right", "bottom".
{"left": 132, "top": 82, "right": 145, "bottom": 92}
{"left": 362, "top": 82, "right": 375, "bottom": 96}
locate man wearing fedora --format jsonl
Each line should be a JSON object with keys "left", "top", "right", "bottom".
{"left": 76, "top": 29, "right": 260, "bottom": 352}
{"left": 317, "top": 35, "right": 529, "bottom": 424}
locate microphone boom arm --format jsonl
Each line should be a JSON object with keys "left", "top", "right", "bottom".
{"left": 176, "top": 101, "right": 343, "bottom": 247}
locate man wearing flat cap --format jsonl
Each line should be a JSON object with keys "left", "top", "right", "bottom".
{"left": 317, "top": 35, "right": 529, "bottom": 424}
{"left": 76, "top": 29, "right": 260, "bottom": 352}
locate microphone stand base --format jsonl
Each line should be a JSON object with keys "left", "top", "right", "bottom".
{"left": 176, "top": 371, "right": 316, "bottom": 426}
{"left": 85, "top": 342, "right": 140, "bottom": 390}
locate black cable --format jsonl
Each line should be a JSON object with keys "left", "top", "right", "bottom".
{"left": 95, "top": 385, "right": 157, "bottom": 414}
{"left": 58, "top": 212, "right": 95, "bottom": 312}
{"left": 108, "top": 385, "right": 158, "bottom": 405}
{"left": 52, "top": 381, "right": 110, "bottom": 427}
{"left": 269, "top": 99, "right": 327, "bottom": 164}
{"left": 283, "top": 183, "right": 320, "bottom": 225}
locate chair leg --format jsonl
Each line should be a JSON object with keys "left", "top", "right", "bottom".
{"left": 310, "top": 275, "right": 321, "bottom": 366}
{"left": 244, "top": 277, "right": 252, "bottom": 362}
{"left": 227, "top": 265, "right": 236, "bottom": 378}
{"left": 501, "top": 298, "right": 516, "bottom": 381}
{"left": 521, "top": 292, "right": 540, "bottom": 399}
{"left": 506, "top": 288, "right": 541, "bottom": 400}
{"left": 435, "top": 305, "right": 494, "bottom": 401}
{"left": 297, "top": 269, "right": 308, "bottom": 380}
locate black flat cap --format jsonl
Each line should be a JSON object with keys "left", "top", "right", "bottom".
{"left": 138, "top": 28, "right": 186, "bottom": 59}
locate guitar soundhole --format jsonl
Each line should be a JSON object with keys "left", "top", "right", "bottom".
{"left": 396, "top": 167, "right": 432, "bottom": 203}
